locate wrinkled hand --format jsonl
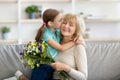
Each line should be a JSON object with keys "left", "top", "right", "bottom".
{"left": 73, "top": 34, "right": 86, "bottom": 47}
{"left": 51, "top": 62, "right": 71, "bottom": 73}
{"left": 51, "top": 62, "right": 65, "bottom": 71}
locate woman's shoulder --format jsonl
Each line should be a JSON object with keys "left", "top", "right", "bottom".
{"left": 74, "top": 44, "right": 86, "bottom": 53}
{"left": 74, "top": 44, "right": 86, "bottom": 56}
{"left": 74, "top": 44, "right": 85, "bottom": 49}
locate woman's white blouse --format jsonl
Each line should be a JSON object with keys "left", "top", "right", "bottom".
{"left": 55, "top": 45, "right": 88, "bottom": 80}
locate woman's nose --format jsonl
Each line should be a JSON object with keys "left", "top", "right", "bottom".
{"left": 64, "top": 24, "right": 69, "bottom": 28}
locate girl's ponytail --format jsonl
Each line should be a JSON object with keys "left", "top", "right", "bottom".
{"left": 35, "top": 22, "right": 46, "bottom": 42}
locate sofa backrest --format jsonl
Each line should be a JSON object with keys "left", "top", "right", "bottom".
{"left": 86, "top": 41, "right": 120, "bottom": 80}
{"left": 0, "top": 41, "right": 120, "bottom": 80}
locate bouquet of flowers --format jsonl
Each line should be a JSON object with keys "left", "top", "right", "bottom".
{"left": 20, "top": 40, "right": 69, "bottom": 80}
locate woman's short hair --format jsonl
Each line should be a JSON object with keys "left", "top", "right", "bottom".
{"left": 62, "top": 13, "right": 86, "bottom": 39}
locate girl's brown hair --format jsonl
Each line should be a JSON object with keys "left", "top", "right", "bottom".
{"left": 61, "top": 13, "right": 85, "bottom": 39}
{"left": 35, "top": 8, "right": 60, "bottom": 42}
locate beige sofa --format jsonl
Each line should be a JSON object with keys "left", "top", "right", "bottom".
{"left": 0, "top": 40, "right": 120, "bottom": 80}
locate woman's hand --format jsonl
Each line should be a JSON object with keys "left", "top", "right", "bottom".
{"left": 73, "top": 34, "right": 86, "bottom": 47}
{"left": 51, "top": 62, "right": 71, "bottom": 73}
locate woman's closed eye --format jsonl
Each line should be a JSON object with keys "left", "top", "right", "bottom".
{"left": 69, "top": 23, "right": 74, "bottom": 27}
{"left": 62, "top": 22, "right": 67, "bottom": 24}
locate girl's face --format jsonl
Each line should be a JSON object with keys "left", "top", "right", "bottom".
{"left": 60, "top": 21, "right": 76, "bottom": 37}
{"left": 53, "top": 13, "right": 62, "bottom": 29}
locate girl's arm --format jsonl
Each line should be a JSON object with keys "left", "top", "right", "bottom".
{"left": 46, "top": 34, "right": 86, "bottom": 51}
{"left": 43, "top": 30, "right": 85, "bottom": 51}
{"left": 46, "top": 39, "right": 75, "bottom": 51}
{"left": 42, "top": 31, "right": 75, "bottom": 51}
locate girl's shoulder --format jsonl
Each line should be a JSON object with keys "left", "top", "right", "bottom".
{"left": 44, "top": 27, "right": 52, "bottom": 33}
{"left": 43, "top": 27, "right": 54, "bottom": 36}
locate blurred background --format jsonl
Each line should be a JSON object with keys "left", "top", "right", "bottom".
{"left": 0, "top": 0, "right": 120, "bottom": 44}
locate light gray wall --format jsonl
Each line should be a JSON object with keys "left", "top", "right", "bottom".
{"left": 0, "top": 1, "right": 120, "bottom": 40}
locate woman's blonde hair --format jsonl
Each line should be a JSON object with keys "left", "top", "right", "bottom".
{"left": 62, "top": 13, "right": 86, "bottom": 39}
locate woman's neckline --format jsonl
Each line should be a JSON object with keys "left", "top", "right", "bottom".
{"left": 61, "top": 39, "right": 73, "bottom": 44}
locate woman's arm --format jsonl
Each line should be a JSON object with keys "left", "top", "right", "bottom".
{"left": 51, "top": 45, "right": 88, "bottom": 80}
{"left": 68, "top": 45, "right": 88, "bottom": 80}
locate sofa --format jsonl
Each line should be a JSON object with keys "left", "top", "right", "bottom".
{"left": 0, "top": 40, "right": 120, "bottom": 80}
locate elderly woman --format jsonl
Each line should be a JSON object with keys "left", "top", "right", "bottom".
{"left": 51, "top": 13, "right": 88, "bottom": 80}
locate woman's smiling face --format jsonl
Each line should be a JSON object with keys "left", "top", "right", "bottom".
{"left": 60, "top": 21, "right": 76, "bottom": 38}
{"left": 60, "top": 14, "right": 82, "bottom": 39}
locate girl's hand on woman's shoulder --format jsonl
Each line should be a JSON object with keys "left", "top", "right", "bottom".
{"left": 51, "top": 62, "right": 71, "bottom": 73}
{"left": 73, "top": 34, "right": 86, "bottom": 47}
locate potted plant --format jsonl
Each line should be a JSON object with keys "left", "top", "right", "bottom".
{"left": 25, "top": 5, "right": 39, "bottom": 19}
{"left": 1, "top": 26, "right": 10, "bottom": 40}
